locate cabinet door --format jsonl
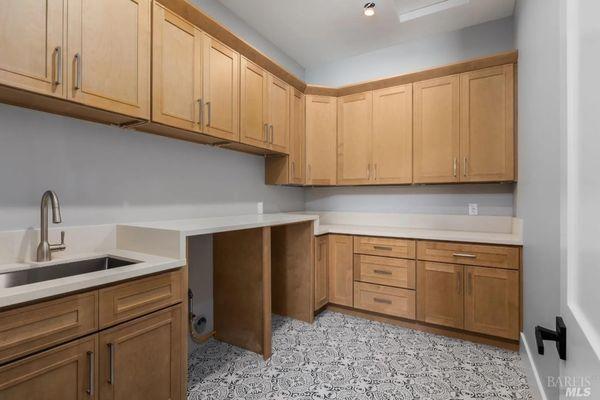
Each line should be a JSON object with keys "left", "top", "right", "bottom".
{"left": 328, "top": 235, "right": 353, "bottom": 307}
{"left": 413, "top": 75, "right": 460, "bottom": 183}
{"left": 0, "top": 336, "right": 97, "bottom": 400}
{"left": 315, "top": 235, "right": 329, "bottom": 310}
{"left": 460, "top": 64, "right": 515, "bottom": 182}
{"left": 0, "top": 0, "right": 65, "bottom": 97}
{"left": 240, "top": 57, "right": 268, "bottom": 149}
{"left": 372, "top": 84, "right": 413, "bottom": 184}
{"left": 268, "top": 74, "right": 290, "bottom": 153}
{"left": 417, "top": 261, "right": 464, "bottom": 329}
{"left": 289, "top": 88, "right": 306, "bottom": 184}
{"left": 465, "top": 266, "right": 519, "bottom": 340}
{"left": 306, "top": 95, "right": 337, "bottom": 185}
{"left": 202, "top": 35, "right": 240, "bottom": 141}
{"left": 99, "top": 305, "right": 182, "bottom": 400}
{"left": 337, "top": 92, "right": 373, "bottom": 185}
{"left": 152, "top": 3, "right": 202, "bottom": 132}
{"left": 67, "top": 0, "right": 151, "bottom": 119}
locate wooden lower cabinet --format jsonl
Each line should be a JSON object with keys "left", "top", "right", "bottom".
{"left": 98, "top": 304, "right": 182, "bottom": 400}
{"left": 0, "top": 335, "right": 97, "bottom": 400}
{"left": 416, "top": 261, "right": 464, "bottom": 329}
{"left": 328, "top": 235, "right": 354, "bottom": 307}
{"left": 315, "top": 235, "right": 329, "bottom": 310}
{"left": 464, "top": 266, "right": 520, "bottom": 340}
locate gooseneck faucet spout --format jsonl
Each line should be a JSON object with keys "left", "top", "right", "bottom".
{"left": 36, "top": 190, "right": 66, "bottom": 262}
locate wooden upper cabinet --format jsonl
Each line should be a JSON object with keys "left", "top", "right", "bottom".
{"left": 417, "top": 261, "right": 464, "bottom": 329}
{"left": 372, "top": 85, "right": 413, "bottom": 184}
{"left": 460, "top": 64, "right": 515, "bottom": 182}
{"left": 289, "top": 88, "right": 306, "bottom": 184}
{"left": 337, "top": 92, "right": 373, "bottom": 185}
{"left": 152, "top": 2, "right": 203, "bottom": 132}
{"left": 306, "top": 95, "right": 337, "bottom": 185}
{"left": 202, "top": 34, "right": 240, "bottom": 141}
{"left": 464, "top": 266, "right": 519, "bottom": 340}
{"left": 240, "top": 57, "right": 268, "bottom": 149}
{"left": 413, "top": 75, "right": 460, "bottom": 184}
{"left": 328, "top": 235, "right": 353, "bottom": 307}
{"left": 0, "top": 0, "right": 66, "bottom": 98}
{"left": 66, "top": 0, "right": 151, "bottom": 119}
{"left": 267, "top": 74, "right": 290, "bottom": 153}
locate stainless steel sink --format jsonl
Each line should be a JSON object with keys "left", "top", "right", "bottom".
{"left": 0, "top": 257, "right": 140, "bottom": 289}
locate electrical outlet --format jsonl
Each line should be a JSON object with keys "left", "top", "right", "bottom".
{"left": 468, "top": 203, "right": 479, "bottom": 216}
{"left": 257, "top": 202, "right": 263, "bottom": 214}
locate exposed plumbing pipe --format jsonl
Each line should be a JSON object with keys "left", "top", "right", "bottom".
{"left": 188, "top": 289, "right": 213, "bottom": 343}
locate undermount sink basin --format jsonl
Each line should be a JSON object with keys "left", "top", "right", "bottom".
{"left": 0, "top": 257, "right": 140, "bottom": 289}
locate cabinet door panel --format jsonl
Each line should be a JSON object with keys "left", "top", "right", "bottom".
{"left": 413, "top": 75, "right": 460, "bottom": 183}
{"left": 268, "top": 74, "right": 290, "bottom": 153}
{"left": 0, "top": 0, "right": 65, "bottom": 97}
{"left": 240, "top": 57, "right": 268, "bottom": 148}
{"left": 152, "top": 3, "right": 202, "bottom": 132}
{"left": 99, "top": 305, "right": 182, "bottom": 400}
{"left": 465, "top": 266, "right": 519, "bottom": 340}
{"left": 337, "top": 92, "right": 372, "bottom": 185}
{"left": 289, "top": 88, "right": 306, "bottom": 184}
{"left": 306, "top": 95, "right": 337, "bottom": 185}
{"left": 203, "top": 36, "right": 240, "bottom": 141}
{"left": 460, "top": 64, "right": 515, "bottom": 182}
{"left": 67, "top": 0, "right": 151, "bottom": 118}
{"left": 417, "top": 261, "right": 464, "bottom": 329}
{"left": 0, "top": 336, "right": 97, "bottom": 400}
{"left": 315, "top": 235, "right": 329, "bottom": 310}
{"left": 328, "top": 235, "right": 353, "bottom": 307}
{"left": 372, "top": 84, "right": 413, "bottom": 184}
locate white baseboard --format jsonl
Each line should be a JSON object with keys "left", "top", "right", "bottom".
{"left": 520, "top": 332, "right": 548, "bottom": 400}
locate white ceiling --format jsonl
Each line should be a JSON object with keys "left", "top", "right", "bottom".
{"left": 215, "top": 0, "right": 515, "bottom": 68}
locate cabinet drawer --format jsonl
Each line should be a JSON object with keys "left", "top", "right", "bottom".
{"left": 99, "top": 269, "right": 183, "bottom": 328}
{"left": 354, "top": 236, "right": 416, "bottom": 259}
{"left": 417, "top": 241, "right": 520, "bottom": 270}
{"left": 353, "top": 282, "right": 415, "bottom": 319}
{"left": 0, "top": 291, "right": 98, "bottom": 365}
{"left": 354, "top": 255, "right": 415, "bottom": 289}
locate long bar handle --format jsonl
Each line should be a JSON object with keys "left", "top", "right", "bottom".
{"left": 452, "top": 253, "right": 477, "bottom": 258}
{"left": 86, "top": 351, "right": 94, "bottom": 396}
{"left": 373, "top": 269, "right": 392, "bottom": 275}
{"left": 197, "top": 98, "right": 203, "bottom": 126}
{"left": 53, "top": 47, "right": 62, "bottom": 85}
{"left": 108, "top": 343, "right": 115, "bottom": 385}
{"left": 464, "top": 157, "right": 468, "bottom": 177}
{"left": 206, "top": 101, "right": 211, "bottom": 126}
{"left": 373, "top": 245, "right": 393, "bottom": 251}
{"left": 373, "top": 298, "right": 392, "bottom": 305}
{"left": 74, "top": 53, "right": 82, "bottom": 90}
{"left": 456, "top": 272, "right": 462, "bottom": 294}
{"left": 467, "top": 272, "right": 473, "bottom": 295}
{"left": 264, "top": 123, "right": 269, "bottom": 142}
{"left": 453, "top": 158, "right": 457, "bottom": 177}
{"left": 291, "top": 161, "right": 295, "bottom": 179}
{"left": 270, "top": 124, "right": 274, "bottom": 144}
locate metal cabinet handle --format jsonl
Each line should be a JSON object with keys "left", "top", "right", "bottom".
{"left": 456, "top": 272, "right": 462, "bottom": 294}
{"left": 373, "top": 245, "right": 393, "bottom": 251}
{"left": 108, "top": 343, "right": 115, "bottom": 385}
{"left": 374, "top": 163, "right": 378, "bottom": 180}
{"left": 87, "top": 351, "right": 94, "bottom": 395}
{"left": 452, "top": 253, "right": 476, "bottom": 258}
{"left": 453, "top": 158, "right": 457, "bottom": 177}
{"left": 308, "top": 164, "right": 311, "bottom": 181}
{"left": 464, "top": 157, "right": 468, "bottom": 177}
{"left": 467, "top": 272, "right": 473, "bottom": 295}
{"left": 74, "top": 53, "right": 82, "bottom": 90}
{"left": 197, "top": 98, "right": 203, "bottom": 126}
{"left": 367, "top": 164, "right": 371, "bottom": 179}
{"left": 291, "top": 161, "right": 295, "bottom": 179}
{"left": 270, "top": 125, "right": 274, "bottom": 144}
{"left": 373, "top": 297, "right": 392, "bottom": 305}
{"left": 53, "top": 47, "right": 62, "bottom": 85}
{"left": 264, "top": 123, "right": 269, "bottom": 142}
{"left": 206, "top": 101, "right": 211, "bottom": 126}
{"left": 373, "top": 269, "right": 392, "bottom": 275}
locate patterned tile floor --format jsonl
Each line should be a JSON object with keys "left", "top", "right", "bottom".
{"left": 188, "top": 311, "right": 534, "bottom": 399}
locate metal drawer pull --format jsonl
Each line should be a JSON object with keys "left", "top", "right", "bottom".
{"left": 453, "top": 158, "right": 457, "bottom": 177}
{"left": 373, "top": 269, "right": 392, "bottom": 275}
{"left": 53, "top": 47, "right": 62, "bottom": 85}
{"left": 373, "top": 245, "right": 393, "bottom": 251}
{"left": 74, "top": 53, "right": 82, "bottom": 90}
{"left": 467, "top": 272, "right": 473, "bottom": 295}
{"left": 206, "top": 101, "right": 211, "bottom": 126}
{"left": 87, "top": 351, "right": 94, "bottom": 395}
{"left": 373, "top": 297, "right": 392, "bottom": 305}
{"left": 198, "top": 98, "right": 203, "bottom": 126}
{"left": 453, "top": 253, "right": 476, "bottom": 258}
{"left": 456, "top": 273, "right": 462, "bottom": 294}
{"left": 108, "top": 342, "right": 115, "bottom": 385}
{"left": 270, "top": 125, "right": 274, "bottom": 144}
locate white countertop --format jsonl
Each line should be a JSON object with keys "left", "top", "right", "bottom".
{"left": 0, "top": 249, "right": 184, "bottom": 309}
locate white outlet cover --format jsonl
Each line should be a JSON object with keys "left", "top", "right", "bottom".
{"left": 257, "top": 202, "right": 264, "bottom": 214}
{"left": 468, "top": 203, "right": 479, "bottom": 216}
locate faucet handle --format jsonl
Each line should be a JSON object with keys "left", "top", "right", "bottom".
{"left": 50, "top": 231, "right": 67, "bottom": 252}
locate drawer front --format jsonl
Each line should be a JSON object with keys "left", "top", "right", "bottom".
{"left": 0, "top": 291, "right": 98, "bottom": 365}
{"left": 354, "top": 255, "right": 415, "bottom": 289}
{"left": 99, "top": 269, "right": 183, "bottom": 328}
{"left": 417, "top": 241, "right": 520, "bottom": 270}
{"left": 354, "top": 236, "right": 416, "bottom": 259}
{"left": 353, "top": 282, "right": 415, "bottom": 319}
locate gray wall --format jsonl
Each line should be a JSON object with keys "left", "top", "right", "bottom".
{"left": 0, "top": 104, "right": 303, "bottom": 231}
{"left": 514, "top": 0, "right": 561, "bottom": 398}
{"left": 305, "top": 184, "right": 515, "bottom": 216}
{"left": 305, "top": 17, "right": 514, "bottom": 87}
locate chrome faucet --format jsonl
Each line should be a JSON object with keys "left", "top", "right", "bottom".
{"left": 36, "top": 190, "right": 66, "bottom": 262}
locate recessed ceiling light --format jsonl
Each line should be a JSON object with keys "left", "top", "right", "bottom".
{"left": 364, "top": 2, "right": 375, "bottom": 16}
